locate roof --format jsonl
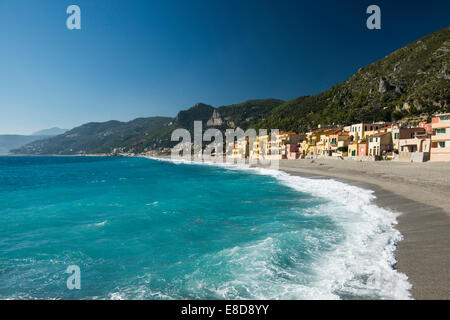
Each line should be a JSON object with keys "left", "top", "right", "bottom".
{"left": 278, "top": 132, "right": 297, "bottom": 135}
{"left": 372, "top": 132, "right": 391, "bottom": 137}
{"left": 338, "top": 131, "right": 349, "bottom": 136}
{"left": 379, "top": 126, "right": 392, "bottom": 130}
{"left": 326, "top": 129, "right": 342, "bottom": 135}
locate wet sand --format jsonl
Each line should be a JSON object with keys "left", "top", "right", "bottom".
{"left": 275, "top": 159, "right": 450, "bottom": 300}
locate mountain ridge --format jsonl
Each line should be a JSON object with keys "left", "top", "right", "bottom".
{"left": 32, "top": 127, "right": 69, "bottom": 136}
{"left": 257, "top": 27, "right": 449, "bottom": 132}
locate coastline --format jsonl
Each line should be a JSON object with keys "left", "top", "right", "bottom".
{"left": 273, "top": 159, "right": 450, "bottom": 300}
{"left": 146, "top": 155, "right": 450, "bottom": 299}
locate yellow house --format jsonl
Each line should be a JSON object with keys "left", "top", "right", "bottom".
{"left": 303, "top": 130, "right": 324, "bottom": 156}
{"left": 250, "top": 135, "right": 270, "bottom": 160}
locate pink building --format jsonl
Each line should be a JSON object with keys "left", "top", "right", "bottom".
{"left": 431, "top": 113, "right": 450, "bottom": 161}
{"left": 358, "top": 142, "right": 368, "bottom": 156}
{"left": 286, "top": 143, "right": 301, "bottom": 160}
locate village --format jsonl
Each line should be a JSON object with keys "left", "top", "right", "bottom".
{"left": 211, "top": 112, "right": 450, "bottom": 162}
{"left": 131, "top": 112, "right": 450, "bottom": 163}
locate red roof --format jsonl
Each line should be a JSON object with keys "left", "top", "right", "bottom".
{"left": 372, "top": 132, "right": 391, "bottom": 137}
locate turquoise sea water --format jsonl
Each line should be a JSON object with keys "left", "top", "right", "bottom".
{"left": 0, "top": 156, "right": 411, "bottom": 299}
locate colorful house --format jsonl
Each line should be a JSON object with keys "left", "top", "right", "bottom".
{"left": 431, "top": 113, "right": 450, "bottom": 162}
{"left": 250, "top": 134, "right": 270, "bottom": 160}
{"left": 348, "top": 140, "right": 368, "bottom": 157}
{"left": 329, "top": 131, "right": 351, "bottom": 153}
{"left": 350, "top": 122, "right": 391, "bottom": 140}
{"left": 392, "top": 125, "right": 426, "bottom": 151}
{"left": 314, "top": 129, "right": 340, "bottom": 156}
{"left": 302, "top": 130, "right": 323, "bottom": 156}
{"left": 270, "top": 132, "right": 303, "bottom": 160}
{"left": 231, "top": 138, "right": 249, "bottom": 159}
{"left": 368, "top": 132, "right": 393, "bottom": 156}
{"left": 398, "top": 131, "right": 432, "bottom": 162}
{"left": 286, "top": 143, "right": 302, "bottom": 159}
{"left": 399, "top": 131, "right": 431, "bottom": 153}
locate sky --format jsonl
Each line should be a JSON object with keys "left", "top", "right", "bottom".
{"left": 0, "top": 0, "right": 449, "bottom": 134}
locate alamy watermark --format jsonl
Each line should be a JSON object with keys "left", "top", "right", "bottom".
{"left": 65, "top": 5, "right": 381, "bottom": 31}
{"left": 66, "top": 5, "right": 81, "bottom": 30}
{"left": 171, "top": 121, "right": 282, "bottom": 169}
{"left": 367, "top": 5, "right": 381, "bottom": 30}
{"left": 66, "top": 265, "right": 81, "bottom": 290}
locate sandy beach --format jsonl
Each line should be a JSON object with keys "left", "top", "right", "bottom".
{"left": 274, "top": 159, "right": 450, "bottom": 300}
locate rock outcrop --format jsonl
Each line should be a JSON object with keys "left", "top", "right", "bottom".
{"left": 207, "top": 110, "right": 224, "bottom": 126}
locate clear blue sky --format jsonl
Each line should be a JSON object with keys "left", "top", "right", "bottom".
{"left": 0, "top": 0, "right": 449, "bottom": 134}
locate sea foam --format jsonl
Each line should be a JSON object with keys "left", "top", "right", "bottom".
{"left": 147, "top": 157, "right": 412, "bottom": 300}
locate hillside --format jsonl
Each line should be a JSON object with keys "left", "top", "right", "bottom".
{"left": 13, "top": 117, "right": 172, "bottom": 155}
{"left": 165, "top": 99, "right": 284, "bottom": 133}
{"left": 257, "top": 27, "right": 449, "bottom": 132}
{"left": 13, "top": 99, "right": 284, "bottom": 154}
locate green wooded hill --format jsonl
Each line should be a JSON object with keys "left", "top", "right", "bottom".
{"left": 257, "top": 26, "right": 450, "bottom": 132}
{"left": 14, "top": 117, "right": 172, "bottom": 155}
{"left": 13, "top": 99, "right": 283, "bottom": 154}
{"left": 13, "top": 27, "right": 449, "bottom": 155}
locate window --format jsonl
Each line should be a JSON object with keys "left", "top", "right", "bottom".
{"left": 439, "top": 142, "right": 445, "bottom": 148}
{"left": 394, "top": 133, "right": 399, "bottom": 139}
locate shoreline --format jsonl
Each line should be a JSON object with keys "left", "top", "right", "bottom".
{"left": 146, "top": 155, "right": 450, "bottom": 299}
{"left": 273, "top": 159, "right": 450, "bottom": 300}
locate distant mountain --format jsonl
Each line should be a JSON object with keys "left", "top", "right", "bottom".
{"left": 0, "top": 135, "right": 50, "bottom": 155}
{"left": 12, "top": 99, "right": 284, "bottom": 155}
{"left": 257, "top": 27, "right": 450, "bottom": 132}
{"left": 12, "top": 117, "right": 173, "bottom": 155}
{"left": 32, "top": 127, "right": 69, "bottom": 136}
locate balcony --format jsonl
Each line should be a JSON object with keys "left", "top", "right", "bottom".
{"left": 431, "top": 134, "right": 450, "bottom": 142}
